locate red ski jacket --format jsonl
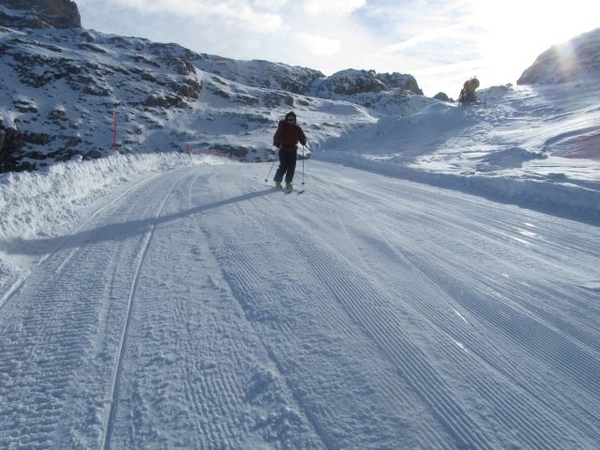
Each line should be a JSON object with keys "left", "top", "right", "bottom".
{"left": 273, "top": 121, "right": 307, "bottom": 152}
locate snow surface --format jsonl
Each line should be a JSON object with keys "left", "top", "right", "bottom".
{"left": 1, "top": 76, "right": 600, "bottom": 449}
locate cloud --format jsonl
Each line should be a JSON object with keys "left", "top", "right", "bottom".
{"left": 297, "top": 33, "right": 341, "bottom": 56}
{"left": 236, "top": 7, "right": 283, "bottom": 33}
{"left": 76, "top": 0, "right": 600, "bottom": 98}
{"left": 377, "top": 21, "right": 473, "bottom": 54}
{"left": 302, "top": 0, "right": 366, "bottom": 16}
{"left": 100, "top": 0, "right": 283, "bottom": 32}
{"left": 252, "top": 0, "right": 288, "bottom": 8}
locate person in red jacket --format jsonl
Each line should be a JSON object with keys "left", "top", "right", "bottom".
{"left": 273, "top": 111, "right": 307, "bottom": 191}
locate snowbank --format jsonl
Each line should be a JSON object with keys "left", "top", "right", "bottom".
{"left": 0, "top": 151, "right": 231, "bottom": 253}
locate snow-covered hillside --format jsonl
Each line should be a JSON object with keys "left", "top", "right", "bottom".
{"left": 518, "top": 28, "right": 600, "bottom": 84}
{"left": 0, "top": 21, "right": 423, "bottom": 172}
{"left": 1, "top": 65, "right": 600, "bottom": 448}
{"left": 1, "top": 6, "right": 599, "bottom": 449}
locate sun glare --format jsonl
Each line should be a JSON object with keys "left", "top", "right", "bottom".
{"left": 469, "top": 0, "right": 598, "bottom": 84}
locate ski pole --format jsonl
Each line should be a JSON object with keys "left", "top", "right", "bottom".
{"left": 264, "top": 159, "right": 276, "bottom": 183}
{"left": 264, "top": 144, "right": 281, "bottom": 182}
{"left": 301, "top": 145, "right": 307, "bottom": 186}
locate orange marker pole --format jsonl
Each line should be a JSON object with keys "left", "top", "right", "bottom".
{"left": 112, "top": 110, "right": 118, "bottom": 149}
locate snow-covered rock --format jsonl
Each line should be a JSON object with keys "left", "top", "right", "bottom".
{"left": 0, "top": 0, "right": 81, "bottom": 29}
{"left": 0, "top": 1, "right": 429, "bottom": 172}
{"left": 518, "top": 28, "right": 600, "bottom": 84}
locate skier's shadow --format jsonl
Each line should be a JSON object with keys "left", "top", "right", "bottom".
{"left": 1, "top": 188, "right": 277, "bottom": 259}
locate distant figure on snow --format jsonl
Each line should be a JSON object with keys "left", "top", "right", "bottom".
{"left": 458, "top": 77, "right": 480, "bottom": 106}
{"left": 273, "top": 111, "right": 307, "bottom": 192}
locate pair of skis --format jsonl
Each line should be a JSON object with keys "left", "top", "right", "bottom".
{"left": 276, "top": 185, "right": 305, "bottom": 195}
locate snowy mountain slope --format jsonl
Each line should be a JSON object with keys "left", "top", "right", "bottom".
{"left": 319, "top": 78, "right": 600, "bottom": 223}
{"left": 0, "top": 10, "right": 599, "bottom": 450}
{"left": 518, "top": 28, "right": 600, "bottom": 85}
{"left": 1, "top": 161, "right": 599, "bottom": 449}
{"left": 0, "top": 23, "right": 425, "bottom": 172}
{"left": 1, "top": 69, "right": 599, "bottom": 289}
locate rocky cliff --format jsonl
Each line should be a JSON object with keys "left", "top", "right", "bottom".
{"left": 0, "top": 0, "right": 81, "bottom": 29}
{"left": 518, "top": 28, "right": 600, "bottom": 85}
{"left": 0, "top": 1, "right": 427, "bottom": 172}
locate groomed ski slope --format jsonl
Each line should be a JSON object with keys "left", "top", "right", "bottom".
{"left": 1, "top": 161, "right": 599, "bottom": 449}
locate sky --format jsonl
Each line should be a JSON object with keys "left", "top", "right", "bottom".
{"left": 75, "top": 0, "right": 599, "bottom": 96}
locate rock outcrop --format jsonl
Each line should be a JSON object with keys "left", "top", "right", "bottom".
{"left": 0, "top": 0, "right": 81, "bottom": 29}
{"left": 518, "top": 28, "right": 600, "bottom": 85}
{"left": 318, "top": 69, "right": 422, "bottom": 96}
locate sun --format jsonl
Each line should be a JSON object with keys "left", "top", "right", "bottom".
{"left": 469, "top": 0, "right": 598, "bottom": 84}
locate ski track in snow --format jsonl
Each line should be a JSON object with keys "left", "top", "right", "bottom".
{"left": 0, "top": 162, "right": 599, "bottom": 449}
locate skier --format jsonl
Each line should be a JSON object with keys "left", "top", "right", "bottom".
{"left": 273, "top": 111, "right": 307, "bottom": 191}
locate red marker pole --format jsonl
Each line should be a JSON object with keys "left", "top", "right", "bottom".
{"left": 112, "top": 110, "right": 118, "bottom": 150}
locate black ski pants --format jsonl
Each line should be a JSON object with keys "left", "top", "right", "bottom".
{"left": 274, "top": 149, "right": 297, "bottom": 184}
